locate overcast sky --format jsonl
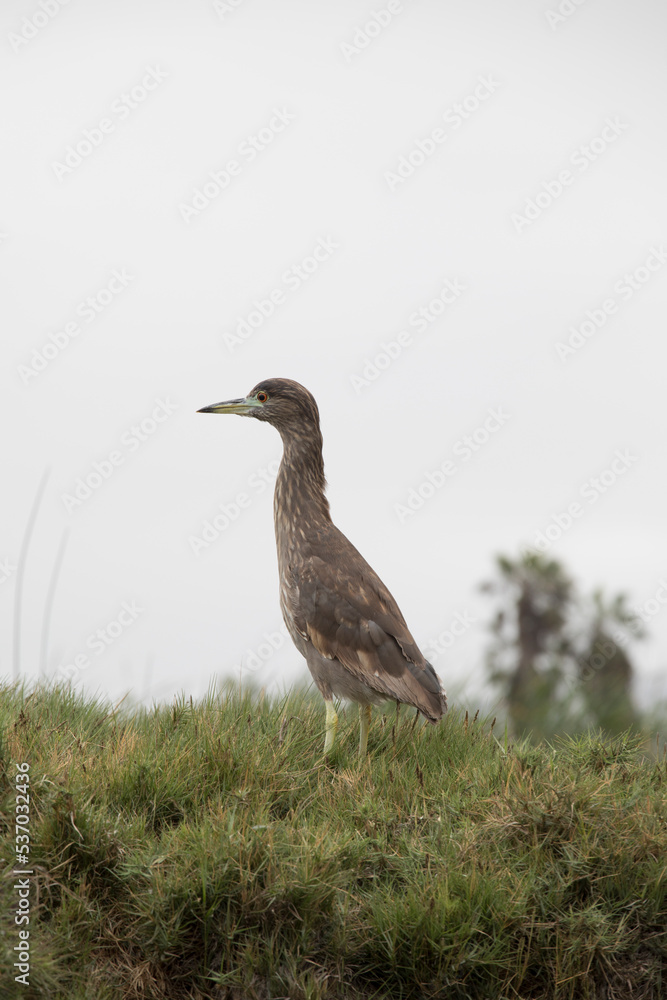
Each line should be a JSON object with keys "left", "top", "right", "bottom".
{"left": 3, "top": 0, "right": 667, "bottom": 716}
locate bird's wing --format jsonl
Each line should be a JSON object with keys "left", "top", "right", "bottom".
{"left": 292, "top": 528, "right": 446, "bottom": 720}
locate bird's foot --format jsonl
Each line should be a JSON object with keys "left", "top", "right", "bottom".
{"left": 359, "top": 704, "right": 372, "bottom": 756}
{"left": 323, "top": 700, "right": 338, "bottom": 755}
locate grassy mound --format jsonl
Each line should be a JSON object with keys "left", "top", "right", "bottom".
{"left": 1, "top": 682, "right": 666, "bottom": 999}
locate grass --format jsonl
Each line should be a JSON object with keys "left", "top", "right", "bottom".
{"left": 0, "top": 682, "right": 666, "bottom": 999}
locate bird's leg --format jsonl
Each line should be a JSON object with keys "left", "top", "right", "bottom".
{"left": 323, "top": 700, "right": 338, "bottom": 755}
{"left": 359, "top": 704, "right": 372, "bottom": 756}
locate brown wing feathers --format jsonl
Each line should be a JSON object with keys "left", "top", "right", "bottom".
{"left": 298, "top": 550, "right": 446, "bottom": 721}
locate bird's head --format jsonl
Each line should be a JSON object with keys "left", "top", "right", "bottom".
{"left": 198, "top": 378, "right": 321, "bottom": 435}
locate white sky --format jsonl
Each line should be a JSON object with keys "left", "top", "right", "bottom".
{"left": 3, "top": 0, "right": 667, "bottom": 715}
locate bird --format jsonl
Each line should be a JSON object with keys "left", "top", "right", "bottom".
{"left": 198, "top": 378, "right": 447, "bottom": 755}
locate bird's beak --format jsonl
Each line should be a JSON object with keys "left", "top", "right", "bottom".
{"left": 197, "top": 396, "right": 262, "bottom": 416}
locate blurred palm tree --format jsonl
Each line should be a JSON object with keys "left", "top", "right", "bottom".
{"left": 481, "top": 551, "right": 645, "bottom": 739}
{"left": 575, "top": 589, "right": 644, "bottom": 733}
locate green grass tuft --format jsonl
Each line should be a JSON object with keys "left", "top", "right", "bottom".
{"left": 1, "top": 682, "right": 666, "bottom": 999}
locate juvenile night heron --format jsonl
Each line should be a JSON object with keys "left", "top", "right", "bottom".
{"left": 198, "top": 378, "right": 447, "bottom": 755}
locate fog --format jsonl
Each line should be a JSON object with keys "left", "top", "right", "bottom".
{"left": 3, "top": 0, "right": 667, "bottom": 712}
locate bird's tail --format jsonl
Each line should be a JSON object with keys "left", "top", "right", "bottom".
{"left": 418, "top": 660, "right": 447, "bottom": 722}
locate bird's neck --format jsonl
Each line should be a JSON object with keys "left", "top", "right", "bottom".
{"left": 274, "top": 426, "right": 331, "bottom": 531}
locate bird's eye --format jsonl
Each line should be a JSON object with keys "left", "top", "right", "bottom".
{"left": 256, "top": 391, "right": 269, "bottom": 402}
